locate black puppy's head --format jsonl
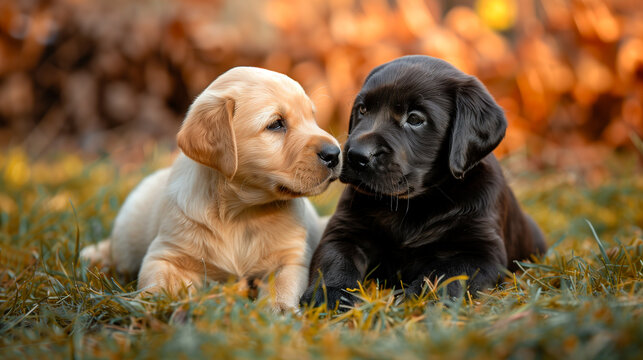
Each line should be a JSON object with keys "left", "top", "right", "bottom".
{"left": 341, "top": 55, "right": 507, "bottom": 198}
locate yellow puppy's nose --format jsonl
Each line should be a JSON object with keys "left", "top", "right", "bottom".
{"left": 317, "top": 143, "right": 341, "bottom": 169}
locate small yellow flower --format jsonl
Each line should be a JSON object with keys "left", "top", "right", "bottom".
{"left": 476, "top": 0, "right": 517, "bottom": 31}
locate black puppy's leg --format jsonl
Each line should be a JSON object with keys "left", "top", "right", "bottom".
{"left": 526, "top": 215, "right": 547, "bottom": 255}
{"left": 300, "top": 241, "right": 368, "bottom": 309}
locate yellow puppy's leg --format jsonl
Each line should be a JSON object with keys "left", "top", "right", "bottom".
{"left": 137, "top": 256, "right": 202, "bottom": 297}
{"left": 265, "top": 263, "right": 309, "bottom": 312}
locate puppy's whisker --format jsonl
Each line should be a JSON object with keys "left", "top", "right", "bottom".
{"left": 402, "top": 174, "right": 411, "bottom": 217}
{"left": 393, "top": 196, "right": 397, "bottom": 212}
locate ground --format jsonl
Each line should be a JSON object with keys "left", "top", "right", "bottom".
{"left": 0, "top": 148, "right": 641, "bottom": 359}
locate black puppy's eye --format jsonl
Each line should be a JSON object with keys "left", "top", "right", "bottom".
{"left": 406, "top": 112, "right": 425, "bottom": 127}
{"left": 358, "top": 105, "right": 367, "bottom": 115}
{"left": 267, "top": 118, "right": 286, "bottom": 131}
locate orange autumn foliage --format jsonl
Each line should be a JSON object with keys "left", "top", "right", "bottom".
{"left": 0, "top": 0, "right": 641, "bottom": 173}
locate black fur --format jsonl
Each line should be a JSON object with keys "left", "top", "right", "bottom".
{"left": 301, "top": 56, "right": 546, "bottom": 308}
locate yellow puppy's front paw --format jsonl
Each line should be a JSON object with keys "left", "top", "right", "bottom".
{"left": 270, "top": 301, "right": 297, "bottom": 314}
{"left": 79, "top": 240, "right": 112, "bottom": 268}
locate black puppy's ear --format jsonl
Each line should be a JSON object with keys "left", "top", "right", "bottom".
{"left": 449, "top": 77, "right": 507, "bottom": 179}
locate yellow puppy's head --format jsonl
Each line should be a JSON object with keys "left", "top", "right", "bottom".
{"left": 177, "top": 67, "right": 341, "bottom": 199}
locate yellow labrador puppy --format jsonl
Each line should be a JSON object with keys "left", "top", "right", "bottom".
{"left": 81, "top": 67, "right": 341, "bottom": 311}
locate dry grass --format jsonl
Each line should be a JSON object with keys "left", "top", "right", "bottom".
{"left": 1, "top": 148, "right": 641, "bottom": 359}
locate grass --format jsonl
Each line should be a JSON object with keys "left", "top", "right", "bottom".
{"left": 0, "top": 147, "right": 642, "bottom": 359}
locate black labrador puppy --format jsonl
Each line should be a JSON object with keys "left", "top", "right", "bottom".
{"left": 301, "top": 55, "right": 546, "bottom": 307}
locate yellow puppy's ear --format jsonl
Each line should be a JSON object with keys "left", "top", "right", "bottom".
{"left": 177, "top": 94, "right": 238, "bottom": 179}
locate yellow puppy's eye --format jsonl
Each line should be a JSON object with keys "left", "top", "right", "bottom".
{"left": 267, "top": 118, "right": 286, "bottom": 131}
{"left": 359, "top": 105, "right": 367, "bottom": 115}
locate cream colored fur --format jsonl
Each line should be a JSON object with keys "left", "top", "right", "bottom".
{"left": 80, "top": 67, "right": 340, "bottom": 311}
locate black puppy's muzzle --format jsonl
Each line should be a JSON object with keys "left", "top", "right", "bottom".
{"left": 340, "top": 134, "right": 414, "bottom": 196}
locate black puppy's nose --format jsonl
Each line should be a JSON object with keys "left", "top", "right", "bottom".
{"left": 346, "top": 145, "right": 372, "bottom": 169}
{"left": 317, "top": 143, "right": 341, "bottom": 169}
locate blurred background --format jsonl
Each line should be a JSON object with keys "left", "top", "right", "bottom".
{"left": 0, "top": 0, "right": 642, "bottom": 181}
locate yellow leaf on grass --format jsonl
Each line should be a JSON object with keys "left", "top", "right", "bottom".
{"left": 3, "top": 149, "right": 30, "bottom": 188}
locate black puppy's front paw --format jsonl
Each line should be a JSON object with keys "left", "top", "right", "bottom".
{"left": 400, "top": 276, "right": 465, "bottom": 301}
{"left": 401, "top": 279, "right": 425, "bottom": 300}
{"left": 300, "top": 285, "right": 355, "bottom": 310}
